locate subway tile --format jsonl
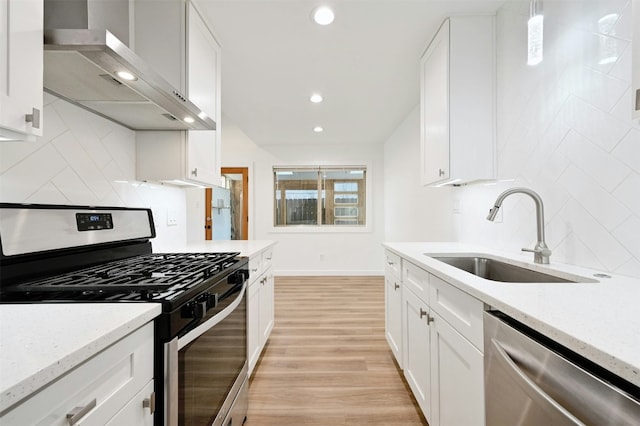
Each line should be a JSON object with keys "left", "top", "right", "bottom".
{"left": 612, "top": 173, "right": 640, "bottom": 217}
{"left": 614, "top": 258, "right": 640, "bottom": 279}
{"left": 101, "top": 128, "right": 137, "bottom": 179}
{"left": 51, "top": 167, "right": 98, "bottom": 205}
{"left": 0, "top": 145, "right": 67, "bottom": 202}
{"left": 51, "top": 131, "right": 113, "bottom": 200}
{"left": 24, "top": 182, "right": 68, "bottom": 205}
{"left": 608, "top": 43, "right": 631, "bottom": 83}
{"left": 557, "top": 199, "right": 631, "bottom": 271}
{"left": 612, "top": 216, "right": 640, "bottom": 260}
{"left": 552, "top": 231, "right": 607, "bottom": 272}
{"left": 560, "top": 65, "right": 628, "bottom": 113}
{"left": 558, "top": 165, "right": 631, "bottom": 231}
{"left": 612, "top": 128, "right": 640, "bottom": 173}
{"left": 559, "top": 96, "right": 631, "bottom": 152}
{"left": 557, "top": 129, "right": 630, "bottom": 192}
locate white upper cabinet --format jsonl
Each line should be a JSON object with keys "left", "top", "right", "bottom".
{"left": 134, "top": 0, "right": 222, "bottom": 186}
{"left": 420, "top": 16, "right": 495, "bottom": 186}
{"left": 0, "top": 0, "right": 43, "bottom": 140}
{"left": 633, "top": 0, "right": 640, "bottom": 119}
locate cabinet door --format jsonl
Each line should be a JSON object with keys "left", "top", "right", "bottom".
{"left": 0, "top": 0, "right": 43, "bottom": 139}
{"left": 430, "top": 313, "right": 484, "bottom": 426}
{"left": 259, "top": 267, "right": 275, "bottom": 343}
{"left": 385, "top": 274, "right": 403, "bottom": 366}
{"left": 634, "top": 0, "right": 640, "bottom": 119}
{"left": 420, "top": 19, "right": 450, "bottom": 185}
{"left": 247, "top": 277, "right": 261, "bottom": 376}
{"left": 186, "top": 2, "right": 221, "bottom": 186}
{"left": 402, "top": 287, "right": 432, "bottom": 421}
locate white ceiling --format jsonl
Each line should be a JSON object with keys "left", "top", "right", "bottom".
{"left": 195, "top": 0, "right": 504, "bottom": 146}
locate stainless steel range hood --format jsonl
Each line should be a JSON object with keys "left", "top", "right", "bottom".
{"left": 43, "top": 0, "right": 216, "bottom": 131}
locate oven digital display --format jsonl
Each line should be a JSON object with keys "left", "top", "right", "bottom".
{"left": 76, "top": 213, "right": 114, "bottom": 231}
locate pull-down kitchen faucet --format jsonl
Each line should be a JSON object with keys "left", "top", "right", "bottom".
{"left": 487, "top": 187, "right": 552, "bottom": 264}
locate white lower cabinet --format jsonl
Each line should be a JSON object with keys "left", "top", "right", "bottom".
{"left": 430, "top": 312, "right": 484, "bottom": 426}
{"left": 402, "top": 286, "right": 432, "bottom": 420}
{"left": 247, "top": 246, "right": 275, "bottom": 377}
{"left": 384, "top": 273, "right": 403, "bottom": 366}
{"left": 386, "top": 251, "right": 485, "bottom": 426}
{"left": 1, "top": 322, "right": 155, "bottom": 425}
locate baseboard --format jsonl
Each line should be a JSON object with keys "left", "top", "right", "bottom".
{"left": 274, "top": 269, "right": 384, "bottom": 276}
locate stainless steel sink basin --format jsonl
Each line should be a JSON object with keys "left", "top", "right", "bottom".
{"left": 431, "top": 256, "right": 580, "bottom": 283}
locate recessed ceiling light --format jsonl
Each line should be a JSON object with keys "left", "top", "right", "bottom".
{"left": 115, "top": 70, "right": 137, "bottom": 81}
{"left": 310, "top": 93, "right": 323, "bottom": 103}
{"left": 313, "top": 126, "right": 324, "bottom": 132}
{"left": 312, "top": 6, "right": 334, "bottom": 26}
{"left": 184, "top": 116, "right": 195, "bottom": 123}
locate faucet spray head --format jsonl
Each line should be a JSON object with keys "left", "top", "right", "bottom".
{"left": 487, "top": 206, "right": 500, "bottom": 221}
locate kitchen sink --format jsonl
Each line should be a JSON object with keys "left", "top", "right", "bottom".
{"left": 430, "top": 256, "right": 584, "bottom": 283}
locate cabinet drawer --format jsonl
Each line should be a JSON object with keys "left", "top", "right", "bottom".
{"left": 385, "top": 251, "right": 402, "bottom": 278}
{"left": 1, "top": 323, "right": 154, "bottom": 425}
{"left": 249, "top": 255, "right": 263, "bottom": 284}
{"left": 403, "top": 261, "right": 429, "bottom": 304}
{"left": 262, "top": 247, "right": 274, "bottom": 271}
{"left": 429, "top": 274, "right": 484, "bottom": 350}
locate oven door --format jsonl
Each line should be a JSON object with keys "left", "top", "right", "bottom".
{"left": 165, "top": 282, "right": 248, "bottom": 426}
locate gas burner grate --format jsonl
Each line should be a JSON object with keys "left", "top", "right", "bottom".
{"left": 6, "top": 252, "right": 241, "bottom": 294}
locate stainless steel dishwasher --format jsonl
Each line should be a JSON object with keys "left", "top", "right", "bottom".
{"left": 484, "top": 311, "right": 640, "bottom": 425}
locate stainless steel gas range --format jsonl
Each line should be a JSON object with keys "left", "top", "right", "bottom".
{"left": 0, "top": 203, "right": 249, "bottom": 426}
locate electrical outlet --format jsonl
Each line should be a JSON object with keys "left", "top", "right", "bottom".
{"left": 167, "top": 209, "right": 178, "bottom": 226}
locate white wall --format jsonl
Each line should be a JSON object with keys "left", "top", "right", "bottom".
{"left": 221, "top": 114, "right": 386, "bottom": 275}
{"left": 0, "top": 93, "right": 189, "bottom": 252}
{"left": 451, "top": 0, "right": 640, "bottom": 279}
{"left": 383, "top": 105, "right": 455, "bottom": 242}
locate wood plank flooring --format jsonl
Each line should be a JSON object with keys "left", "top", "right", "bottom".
{"left": 245, "top": 276, "right": 428, "bottom": 426}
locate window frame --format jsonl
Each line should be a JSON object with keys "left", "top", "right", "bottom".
{"left": 271, "top": 162, "right": 372, "bottom": 233}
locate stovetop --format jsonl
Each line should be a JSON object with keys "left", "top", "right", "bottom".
{"left": 0, "top": 252, "right": 245, "bottom": 305}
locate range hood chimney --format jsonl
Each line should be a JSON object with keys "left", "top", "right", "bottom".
{"left": 43, "top": 0, "right": 216, "bottom": 131}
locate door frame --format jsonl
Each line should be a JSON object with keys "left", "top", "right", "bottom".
{"left": 205, "top": 167, "right": 249, "bottom": 240}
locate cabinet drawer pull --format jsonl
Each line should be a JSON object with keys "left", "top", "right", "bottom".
{"left": 387, "top": 260, "right": 394, "bottom": 266}
{"left": 25, "top": 107, "right": 41, "bottom": 129}
{"left": 66, "top": 398, "right": 96, "bottom": 425}
{"left": 143, "top": 391, "right": 156, "bottom": 415}
{"left": 191, "top": 168, "right": 198, "bottom": 177}
{"left": 438, "top": 168, "right": 446, "bottom": 177}
{"left": 419, "top": 309, "right": 435, "bottom": 324}
{"left": 394, "top": 282, "right": 400, "bottom": 290}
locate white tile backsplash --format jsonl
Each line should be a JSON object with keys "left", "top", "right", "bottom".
{"left": 454, "top": 0, "right": 640, "bottom": 279}
{"left": 0, "top": 96, "right": 188, "bottom": 251}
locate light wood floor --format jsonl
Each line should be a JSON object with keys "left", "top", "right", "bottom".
{"left": 245, "top": 276, "right": 428, "bottom": 426}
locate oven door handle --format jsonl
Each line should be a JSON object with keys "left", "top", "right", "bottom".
{"left": 177, "top": 282, "right": 246, "bottom": 350}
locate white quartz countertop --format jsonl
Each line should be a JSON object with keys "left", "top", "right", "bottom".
{"left": 384, "top": 242, "right": 640, "bottom": 388}
{"left": 0, "top": 303, "right": 161, "bottom": 413}
{"left": 160, "top": 240, "right": 276, "bottom": 258}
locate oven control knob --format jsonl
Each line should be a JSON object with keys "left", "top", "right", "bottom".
{"left": 182, "top": 298, "right": 208, "bottom": 320}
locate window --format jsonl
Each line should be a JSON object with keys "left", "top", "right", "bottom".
{"left": 274, "top": 166, "right": 366, "bottom": 227}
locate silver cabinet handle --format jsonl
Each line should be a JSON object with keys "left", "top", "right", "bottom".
{"left": 394, "top": 282, "right": 400, "bottom": 290}
{"left": 636, "top": 88, "right": 640, "bottom": 111}
{"left": 25, "top": 107, "right": 41, "bottom": 129}
{"left": 143, "top": 391, "right": 156, "bottom": 415}
{"left": 490, "top": 338, "right": 585, "bottom": 425}
{"left": 387, "top": 260, "right": 394, "bottom": 266}
{"left": 419, "top": 308, "right": 434, "bottom": 323}
{"left": 66, "top": 398, "right": 96, "bottom": 425}
{"left": 438, "top": 168, "right": 446, "bottom": 177}
{"left": 191, "top": 168, "right": 198, "bottom": 176}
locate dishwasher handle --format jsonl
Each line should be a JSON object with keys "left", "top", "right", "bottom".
{"left": 491, "top": 338, "right": 586, "bottom": 426}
